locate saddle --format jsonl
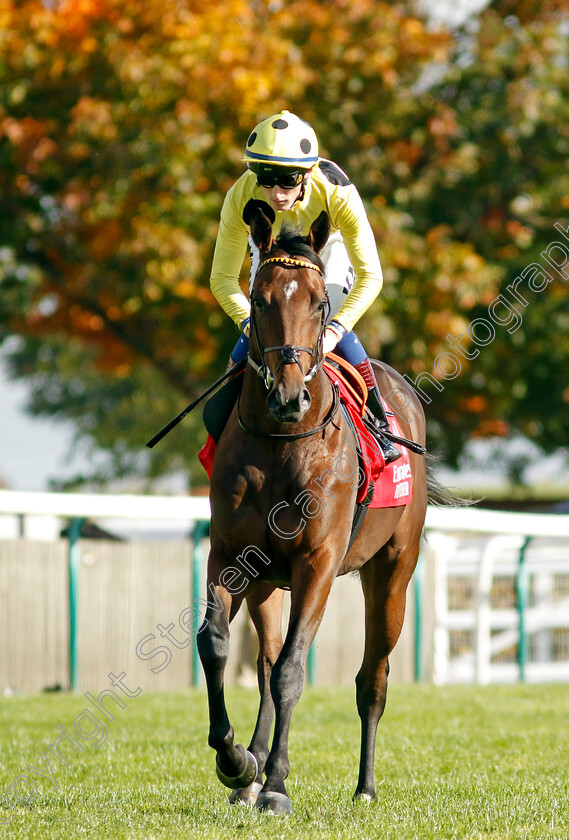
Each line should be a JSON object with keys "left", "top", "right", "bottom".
{"left": 319, "top": 355, "right": 414, "bottom": 550}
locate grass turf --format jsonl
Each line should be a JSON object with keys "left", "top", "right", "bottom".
{"left": 1, "top": 684, "right": 567, "bottom": 839}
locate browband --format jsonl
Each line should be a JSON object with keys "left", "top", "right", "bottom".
{"left": 257, "top": 256, "right": 323, "bottom": 275}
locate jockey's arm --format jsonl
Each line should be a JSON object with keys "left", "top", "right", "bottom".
{"left": 209, "top": 187, "right": 251, "bottom": 329}
{"left": 328, "top": 186, "right": 383, "bottom": 334}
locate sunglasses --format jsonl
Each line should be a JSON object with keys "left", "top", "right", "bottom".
{"left": 255, "top": 170, "right": 305, "bottom": 190}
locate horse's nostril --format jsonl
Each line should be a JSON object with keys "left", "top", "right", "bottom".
{"left": 266, "top": 385, "right": 311, "bottom": 421}
{"left": 267, "top": 389, "right": 283, "bottom": 412}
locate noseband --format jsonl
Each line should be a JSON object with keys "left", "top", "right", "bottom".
{"left": 248, "top": 256, "right": 330, "bottom": 390}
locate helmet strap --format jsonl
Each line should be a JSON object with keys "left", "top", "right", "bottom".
{"left": 297, "top": 167, "right": 314, "bottom": 204}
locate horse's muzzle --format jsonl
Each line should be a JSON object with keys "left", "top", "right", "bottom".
{"left": 266, "top": 385, "right": 311, "bottom": 423}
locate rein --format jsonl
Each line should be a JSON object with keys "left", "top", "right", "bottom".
{"left": 237, "top": 383, "right": 340, "bottom": 440}
{"left": 248, "top": 256, "right": 329, "bottom": 390}
{"left": 241, "top": 253, "right": 335, "bottom": 441}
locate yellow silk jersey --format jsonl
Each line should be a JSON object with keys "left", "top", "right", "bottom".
{"left": 209, "top": 160, "right": 383, "bottom": 333}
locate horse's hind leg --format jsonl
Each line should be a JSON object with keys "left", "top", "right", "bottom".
{"left": 229, "top": 584, "right": 284, "bottom": 806}
{"left": 196, "top": 572, "right": 257, "bottom": 792}
{"left": 354, "top": 537, "right": 420, "bottom": 801}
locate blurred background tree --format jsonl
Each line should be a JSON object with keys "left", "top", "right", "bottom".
{"left": 0, "top": 0, "right": 567, "bottom": 488}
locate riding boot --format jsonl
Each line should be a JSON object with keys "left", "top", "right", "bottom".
{"left": 354, "top": 359, "right": 402, "bottom": 465}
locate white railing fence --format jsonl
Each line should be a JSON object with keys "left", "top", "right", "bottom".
{"left": 1, "top": 490, "right": 569, "bottom": 690}
{"left": 420, "top": 507, "right": 569, "bottom": 684}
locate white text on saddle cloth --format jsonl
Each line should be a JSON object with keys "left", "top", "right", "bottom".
{"left": 392, "top": 463, "right": 411, "bottom": 483}
{"left": 369, "top": 409, "right": 414, "bottom": 509}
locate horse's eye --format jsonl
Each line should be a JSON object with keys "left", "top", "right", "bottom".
{"left": 317, "top": 299, "right": 327, "bottom": 312}
{"left": 253, "top": 297, "right": 266, "bottom": 311}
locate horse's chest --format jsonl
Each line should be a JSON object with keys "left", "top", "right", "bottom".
{"left": 213, "top": 458, "right": 313, "bottom": 540}
{"left": 232, "top": 464, "right": 309, "bottom": 515}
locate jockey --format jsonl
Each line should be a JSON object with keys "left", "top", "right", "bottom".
{"left": 209, "top": 110, "right": 401, "bottom": 464}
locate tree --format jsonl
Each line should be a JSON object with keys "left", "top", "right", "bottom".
{"left": 388, "top": 3, "right": 569, "bottom": 466}
{"left": 0, "top": 0, "right": 311, "bottom": 485}
{"left": 0, "top": 0, "right": 567, "bottom": 487}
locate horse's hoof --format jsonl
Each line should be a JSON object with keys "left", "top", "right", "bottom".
{"left": 353, "top": 791, "right": 375, "bottom": 803}
{"left": 216, "top": 749, "right": 258, "bottom": 790}
{"left": 228, "top": 781, "right": 263, "bottom": 806}
{"left": 255, "top": 790, "right": 293, "bottom": 815}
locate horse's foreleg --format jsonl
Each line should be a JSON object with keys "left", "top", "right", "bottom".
{"left": 229, "top": 583, "right": 284, "bottom": 806}
{"left": 256, "top": 563, "right": 336, "bottom": 815}
{"left": 196, "top": 580, "right": 257, "bottom": 790}
{"left": 354, "top": 542, "right": 418, "bottom": 801}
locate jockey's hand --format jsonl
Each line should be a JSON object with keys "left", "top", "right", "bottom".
{"left": 240, "top": 316, "right": 251, "bottom": 337}
{"left": 322, "top": 324, "right": 343, "bottom": 355}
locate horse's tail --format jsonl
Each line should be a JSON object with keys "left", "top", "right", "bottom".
{"left": 426, "top": 455, "right": 477, "bottom": 508}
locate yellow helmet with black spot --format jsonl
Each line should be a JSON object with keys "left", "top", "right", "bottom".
{"left": 243, "top": 110, "right": 319, "bottom": 169}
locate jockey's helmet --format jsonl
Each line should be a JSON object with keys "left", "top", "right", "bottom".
{"left": 243, "top": 111, "right": 319, "bottom": 169}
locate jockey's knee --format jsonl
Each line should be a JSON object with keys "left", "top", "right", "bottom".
{"left": 333, "top": 330, "right": 367, "bottom": 365}
{"left": 230, "top": 331, "right": 249, "bottom": 364}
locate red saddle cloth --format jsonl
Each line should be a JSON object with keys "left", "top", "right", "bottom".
{"left": 321, "top": 360, "right": 412, "bottom": 509}
{"left": 198, "top": 434, "right": 217, "bottom": 479}
{"left": 198, "top": 359, "right": 413, "bottom": 509}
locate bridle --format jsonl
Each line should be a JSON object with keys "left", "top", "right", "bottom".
{"left": 238, "top": 253, "right": 341, "bottom": 441}
{"left": 247, "top": 256, "right": 330, "bottom": 390}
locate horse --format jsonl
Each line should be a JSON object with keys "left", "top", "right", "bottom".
{"left": 196, "top": 205, "right": 429, "bottom": 815}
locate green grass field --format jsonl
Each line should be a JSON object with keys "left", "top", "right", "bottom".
{"left": 1, "top": 684, "right": 567, "bottom": 839}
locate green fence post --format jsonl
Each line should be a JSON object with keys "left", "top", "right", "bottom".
{"left": 67, "top": 517, "right": 85, "bottom": 693}
{"left": 516, "top": 536, "right": 532, "bottom": 683}
{"left": 191, "top": 519, "right": 209, "bottom": 687}
{"left": 307, "top": 642, "right": 316, "bottom": 686}
{"left": 414, "top": 548, "right": 425, "bottom": 682}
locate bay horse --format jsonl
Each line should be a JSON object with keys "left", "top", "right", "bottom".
{"left": 196, "top": 205, "right": 428, "bottom": 815}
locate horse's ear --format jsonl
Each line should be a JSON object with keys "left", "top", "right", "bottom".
{"left": 308, "top": 211, "right": 330, "bottom": 254}
{"left": 243, "top": 199, "right": 276, "bottom": 252}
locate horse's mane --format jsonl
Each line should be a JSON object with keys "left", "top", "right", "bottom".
{"left": 273, "top": 224, "right": 326, "bottom": 276}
